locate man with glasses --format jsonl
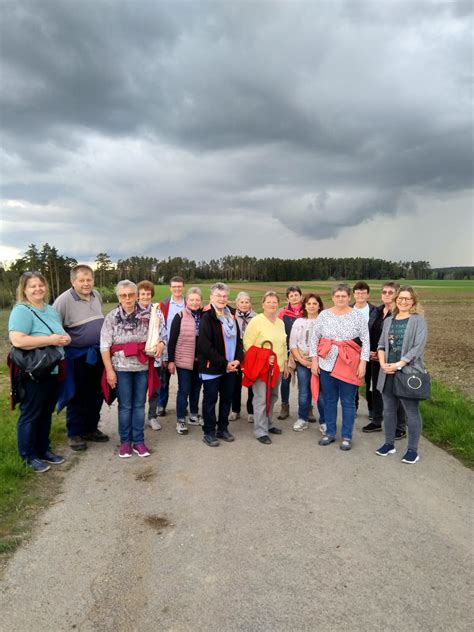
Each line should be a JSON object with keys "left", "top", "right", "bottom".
{"left": 153, "top": 276, "right": 186, "bottom": 420}
{"left": 362, "top": 281, "right": 406, "bottom": 437}
{"left": 53, "top": 264, "right": 108, "bottom": 451}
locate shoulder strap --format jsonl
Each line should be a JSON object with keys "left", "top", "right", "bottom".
{"left": 21, "top": 304, "right": 55, "bottom": 334}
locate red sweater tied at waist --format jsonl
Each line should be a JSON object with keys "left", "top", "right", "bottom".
{"left": 101, "top": 342, "right": 160, "bottom": 404}
{"left": 318, "top": 337, "right": 363, "bottom": 386}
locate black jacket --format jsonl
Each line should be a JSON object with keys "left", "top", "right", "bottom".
{"left": 197, "top": 304, "right": 244, "bottom": 375}
{"left": 369, "top": 304, "right": 391, "bottom": 352}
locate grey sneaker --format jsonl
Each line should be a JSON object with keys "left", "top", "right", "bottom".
{"left": 147, "top": 417, "right": 162, "bottom": 431}
{"left": 293, "top": 419, "right": 309, "bottom": 432}
{"left": 176, "top": 419, "right": 188, "bottom": 435}
{"left": 248, "top": 414, "right": 255, "bottom": 423}
{"left": 188, "top": 414, "right": 203, "bottom": 426}
{"left": 228, "top": 411, "right": 240, "bottom": 421}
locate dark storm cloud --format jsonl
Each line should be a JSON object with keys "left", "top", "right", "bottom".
{"left": 0, "top": 0, "right": 472, "bottom": 257}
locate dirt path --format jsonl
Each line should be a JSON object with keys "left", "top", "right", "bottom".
{"left": 0, "top": 382, "right": 472, "bottom": 632}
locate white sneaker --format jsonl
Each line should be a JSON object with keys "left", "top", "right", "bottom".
{"left": 188, "top": 414, "right": 203, "bottom": 426}
{"left": 319, "top": 423, "right": 327, "bottom": 435}
{"left": 147, "top": 417, "right": 161, "bottom": 431}
{"left": 293, "top": 419, "right": 309, "bottom": 432}
{"left": 228, "top": 411, "right": 240, "bottom": 421}
{"left": 176, "top": 419, "right": 188, "bottom": 435}
{"left": 248, "top": 414, "right": 255, "bottom": 423}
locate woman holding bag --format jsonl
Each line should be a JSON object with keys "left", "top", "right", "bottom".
{"left": 8, "top": 271, "right": 71, "bottom": 473}
{"left": 375, "top": 286, "right": 428, "bottom": 464}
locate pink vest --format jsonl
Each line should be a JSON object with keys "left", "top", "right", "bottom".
{"left": 175, "top": 308, "right": 197, "bottom": 370}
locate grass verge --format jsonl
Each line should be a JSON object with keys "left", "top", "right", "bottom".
{"left": 420, "top": 380, "right": 474, "bottom": 468}
{"left": 0, "top": 365, "right": 67, "bottom": 560}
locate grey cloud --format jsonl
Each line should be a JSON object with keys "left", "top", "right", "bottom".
{"left": 0, "top": 0, "right": 472, "bottom": 262}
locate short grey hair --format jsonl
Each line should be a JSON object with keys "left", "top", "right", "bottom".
{"left": 235, "top": 291, "right": 250, "bottom": 302}
{"left": 115, "top": 279, "right": 137, "bottom": 297}
{"left": 210, "top": 282, "right": 230, "bottom": 296}
{"left": 331, "top": 283, "right": 351, "bottom": 297}
{"left": 186, "top": 286, "right": 202, "bottom": 298}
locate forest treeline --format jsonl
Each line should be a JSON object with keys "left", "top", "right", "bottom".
{"left": 0, "top": 243, "right": 472, "bottom": 307}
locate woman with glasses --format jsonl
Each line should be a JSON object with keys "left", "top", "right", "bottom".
{"left": 375, "top": 286, "right": 428, "bottom": 464}
{"left": 197, "top": 283, "right": 243, "bottom": 447}
{"left": 8, "top": 272, "right": 71, "bottom": 472}
{"left": 100, "top": 280, "right": 164, "bottom": 458}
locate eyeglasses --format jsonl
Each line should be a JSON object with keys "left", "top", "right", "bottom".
{"left": 213, "top": 294, "right": 228, "bottom": 300}
{"left": 118, "top": 293, "right": 136, "bottom": 299}
{"left": 397, "top": 297, "right": 413, "bottom": 302}
{"left": 381, "top": 290, "right": 394, "bottom": 295}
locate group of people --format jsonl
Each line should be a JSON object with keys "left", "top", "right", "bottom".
{"left": 8, "top": 267, "right": 428, "bottom": 473}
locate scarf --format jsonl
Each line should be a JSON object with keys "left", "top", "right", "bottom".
{"left": 281, "top": 303, "right": 303, "bottom": 319}
{"left": 190, "top": 308, "right": 202, "bottom": 336}
{"left": 217, "top": 306, "right": 236, "bottom": 340}
{"left": 237, "top": 310, "right": 253, "bottom": 335}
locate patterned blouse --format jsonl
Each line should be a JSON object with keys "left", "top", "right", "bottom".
{"left": 100, "top": 304, "right": 151, "bottom": 371}
{"left": 309, "top": 309, "right": 370, "bottom": 372}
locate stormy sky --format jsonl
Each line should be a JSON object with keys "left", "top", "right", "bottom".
{"left": 1, "top": 0, "right": 472, "bottom": 267}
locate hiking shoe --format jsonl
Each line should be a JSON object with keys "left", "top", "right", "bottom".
{"left": 308, "top": 406, "right": 316, "bottom": 422}
{"left": 157, "top": 407, "right": 166, "bottom": 417}
{"left": 203, "top": 434, "right": 220, "bottom": 447}
{"left": 376, "top": 443, "right": 396, "bottom": 456}
{"left": 395, "top": 429, "right": 407, "bottom": 440}
{"left": 147, "top": 417, "right": 162, "bottom": 431}
{"left": 401, "top": 449, "right": 419, "bottom": 464}
{"left": 41, "top": 450, "right": 65, "bottom": 464}
{"left": 68, "top": 436, "right": 87, "bottom": 451}
{"left": 228, "top": 411, "right": 240, "bottom": 421}
{"left": 362, "top": 422, "right": 382, "bottom": 433}
{"left": 27, "top": 458, "right": 50, "bottom": 473}
{"left": 293, "top": 418, "right": 309, "bottom": 432}
{"left": 340, "top": 439, "right": 352, "bottom": 451}
{"left": 133, "top": 443, "right": 151, "bottom": 457}
{"left": 119, "top": 443, "right": 132, "bottom": 458}
{"left": 277, "top": 403, "right": 290, "bottom": 420}
{"left": 83, "top": 429, "right": 109, "bottom": 442}
{"left": 216, "top": 429, "right": 235, "bottom": 442}
{"left": 188, "top": 414, "right": 203, "bottom": 426}
{"left": 319, "top": 423, "right": 327, "bottom": 435}
{"left": 176, "top": 420, "right": 188, "bottom": 435}
{"left": 248, "top": 414, "right": 254, "bottom": 423}
{"left": 318, "top": 435, "right": 335, "bottom": 446}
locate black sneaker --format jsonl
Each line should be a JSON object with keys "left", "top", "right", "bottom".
{"left": 395, "top": 429, "right": 407, "bottom": 440}
{"left": 203, "top": 434, "right": 220, "bottom": 447}
{"left": 82, "top": 429, "right": 109, "bottom": 443}
{"left": 157, "top": 407, "right": 167, "bottom": 417}
{"left": 42, "top": 450, "right": 65, "bottom": 464}
{"left": 216, "top": 430, "right": 235, "bottom": 442}
{"left": 362, "top": 422, "right": 382, "bottom": 433}
{"left": 257, "top": 435, "right": 272, "bottom": 445}
{"left": 27, "top": 458, "right": 50, "bottom": 473}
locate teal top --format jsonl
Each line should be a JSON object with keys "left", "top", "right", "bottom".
{"left": 9, "top": 303, "right": 67, "bottom": 372}
{"left": 387, "top": 317, "right": 409, "bottom": 363}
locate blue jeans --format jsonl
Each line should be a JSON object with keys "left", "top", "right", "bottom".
{"left": 116, "top": 370, "right": 148, "bottom": 444}
{"left": 319, "top": 369, "right": 357, "bottom": 440}
{"left": 280, "top": 373, "right": 291, "bottom": 405}
{"left": 202, "top": 373, "right": 236, "bottom": 436}
{"left": 176, "top": 365, "right": 202, "bottom": 420}
{"left": 295, "top": 363, "right": 325, "bottom": 422}
{"left": 17, "top": 374, "right": 58, "bottom": 461}
{"left": 156, "top": 366, "right": 170, "bottom": 410}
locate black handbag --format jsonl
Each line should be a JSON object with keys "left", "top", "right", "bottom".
{"left": 393, "top": 368, "right": 431, "bottom": 400}
{"left": 8, "top": 305, "right": 63, "bottom": 382}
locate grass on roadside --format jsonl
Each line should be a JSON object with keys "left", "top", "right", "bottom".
{"left": 0, "top": 365, "right": 67, "bottom": 555}
{"left": 421, "top": 380, "right": 474, "bottom": 467}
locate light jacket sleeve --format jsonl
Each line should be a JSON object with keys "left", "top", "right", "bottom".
{"left": 401, "top": 316, "right": 428, "bottom": 365}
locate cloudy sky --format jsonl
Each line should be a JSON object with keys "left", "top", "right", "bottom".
{"left": 1, "top": 0, "right": 472, "bottom": 267}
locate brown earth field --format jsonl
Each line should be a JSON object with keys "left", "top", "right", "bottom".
{"left": 423, "top": 303, "right": 473, "bottom": 399}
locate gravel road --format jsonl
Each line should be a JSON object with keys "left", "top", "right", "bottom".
{"left": 0, "top": 381, "right": 472, "bottom": 632}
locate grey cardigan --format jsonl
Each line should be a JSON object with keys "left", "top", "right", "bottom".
{"left": 377, "top": 314, "right": 428, "bottom": 392}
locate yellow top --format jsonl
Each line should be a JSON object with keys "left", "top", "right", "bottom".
{"left": 243, "top": 313, "right": 287, "bottom": 370}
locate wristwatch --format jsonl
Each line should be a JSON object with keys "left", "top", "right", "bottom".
{"left": 396, "top": 363, "right": 402, "bottom": 371}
